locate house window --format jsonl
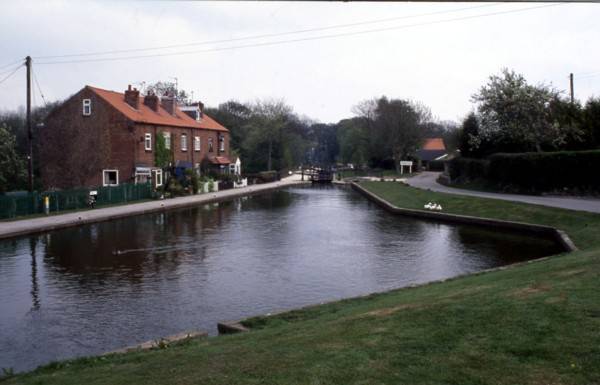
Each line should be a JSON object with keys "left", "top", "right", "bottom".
{"left": 163, "top": 132, "right": 171, "bottom": 150}
{"left": 208, "top": 137, "right": 213, "bottom": 152}
{"left": 181, "top": 134, "right": 187, "bottom": 151}
{"left": 102, "top": 170, "right": 119, "bottom": 186}
{"left": 153, "top": 169, "right": 163, "bottom": 187}
{"left": 194, "top": 136, "right": 201, "bottom": 151}
{"left": 219, "top": 135, "right": 225, "bottom": 152}
{"left": 144, "top": 133, "right": 152, "bottom": 151}
{"left": 82, "top": 99, "right": 91, "bottom": 116}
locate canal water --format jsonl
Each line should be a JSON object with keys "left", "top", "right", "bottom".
{"left": 0, "top": 185, "right": 561, "bottom": 372}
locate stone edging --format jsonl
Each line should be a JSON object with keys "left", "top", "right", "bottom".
{"left": 350, "top": 182, "right": 577, "bottom": 253}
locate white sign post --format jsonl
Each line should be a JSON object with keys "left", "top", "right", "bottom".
{"left": 399, "top": 161, "right": 413, "bottom": 175}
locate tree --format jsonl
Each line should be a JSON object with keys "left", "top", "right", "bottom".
{"left": 309, "top": 123, "right": 338, "bottom": 165}
{"left": 471, "top": 69, "right": 582, "bottom": 152}
{"left": 336, "top": 118, "right": 369, "bottom": 166}
{"left": 0, "top": 123, "right": 26, "bottom": 193}
{"left": 243, "top": 100, "right": 292, "bottom": 172}
{"left": 155, "top": 133, "right": 172, "bottom": 168}
{"left": 458, "top": 113, "right": 481, "bottom": 157}
{"left": 582, "top": 97, "right": 600, "bottom": 148}
{"left": 145, "top": 81, "right": 191, "bottom": 104}
{"left": 204, "top": 100, "right": 252, "bottom": 155}
{"left": 355, "top": 97, "right": 428, "bottom": 172}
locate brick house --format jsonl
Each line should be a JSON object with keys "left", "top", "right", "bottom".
{"left": 40, "top": 85, "right": 232, "bottom": 189}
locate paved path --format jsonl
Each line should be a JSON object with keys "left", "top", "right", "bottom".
{"left": 0, "top": 176, "right": 309, "bottom": 240}
{"left": 406, "top": 172, "right": 600, "bottom": 214}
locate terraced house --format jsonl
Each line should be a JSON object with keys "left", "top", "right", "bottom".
{"left": 40, "top": 85, "right": 231, "bottom": 190}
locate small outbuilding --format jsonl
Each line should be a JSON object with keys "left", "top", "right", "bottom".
{"left": 416, "top": 138, "right": 448, "bottom": 170}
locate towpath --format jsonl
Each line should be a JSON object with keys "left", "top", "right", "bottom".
{"left": 406, "top": 172, "right": 600, "bottom": 214}
{"left": 0, "top": 175, "right": 308, "bottom": 240}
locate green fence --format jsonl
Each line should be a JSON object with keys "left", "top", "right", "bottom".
{"left": 0, "top": 183, "right": 153, "bottom": 220}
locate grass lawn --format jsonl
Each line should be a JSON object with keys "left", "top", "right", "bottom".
{"left": 3, "top": 182, "right": 600, "bottom": 385}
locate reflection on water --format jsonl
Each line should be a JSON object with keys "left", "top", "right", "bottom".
{"left": 0, "top": 185, "right": 560, "bottom": 372}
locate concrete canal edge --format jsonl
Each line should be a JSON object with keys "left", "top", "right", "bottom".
{"left": 0, "top": 179, "right": 310, "bottom": 240}
{"left": 104, "top": 330, "right": 208, "bottom": 355}
{"left": 350, "top": 182, "right": 578, "bottom": 253}
{"left": 217, "top": 321, "right": 251, "bottom": 334}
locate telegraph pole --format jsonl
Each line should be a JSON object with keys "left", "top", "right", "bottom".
{"left": 569, "top": 73, "right": 574, "bottom": 104}
{"left": 26, "top": 56, "right": 33, "bottom": 192}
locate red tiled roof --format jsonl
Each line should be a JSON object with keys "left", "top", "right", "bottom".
{"left": 422, "top": 138, "right": 446, "bottom": 151}
{"left": 87, "top": 86, "right": 228, "bottom": 132}
{"left": 209, "top": 156, "right": 233, "bottom": 165}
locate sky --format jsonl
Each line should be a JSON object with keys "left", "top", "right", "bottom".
{"left": 1, "top": 1, "right": 599, "bottom": 124}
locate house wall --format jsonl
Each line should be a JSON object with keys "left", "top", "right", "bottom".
{"left": 139, "top": 126, "right": 230, "bottom": 169}
{"left": 40, "top": 87, "right": 130, "bottom": 189}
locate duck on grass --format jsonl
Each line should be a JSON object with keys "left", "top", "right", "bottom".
{"left": 424, "top": 202, "right": 442, "bottom": 211}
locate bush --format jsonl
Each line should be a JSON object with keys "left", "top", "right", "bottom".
{"left": 257, "top": 171, "right": 279, "bottom": 183}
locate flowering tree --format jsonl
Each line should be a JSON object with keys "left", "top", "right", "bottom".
{"left": 471, "top": 69, "right": 582, "bottom": 152}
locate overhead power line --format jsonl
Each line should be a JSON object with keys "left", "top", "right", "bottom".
{"left": 35, "top": 3, "right": 561, "bottom": 66}
{"left": 32, "top": 67, "right": 48, "bottom": 107}
{"left": 33, "top": 3, "right": 500, "bottom": 60}
{"left": 575, "top": 71, "right": 600, "bottom": 80}
{"left": 0, "top": 58, "right": 24, "bottom": 71}
{"left": 0, "top": 64, "right": 23, "bottom": 86}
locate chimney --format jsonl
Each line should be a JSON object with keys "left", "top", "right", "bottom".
{"left": 124, "top": 85, "right": 140, "bottom": 109}
{"left": 180, "top": 102, "right": 203, "bottom": 121}
{"left": 198, "top": 101, "right": 204, "bottom": 118}
{"left": 143, "top": 91, "right": 159, "bottom": 112}
{"left": 161, "top": 93, "right": 176, "bottom": 116}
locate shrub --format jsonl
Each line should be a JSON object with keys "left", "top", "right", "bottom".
{"left": 257, "top": 171, "right": 279, "bottom": 183}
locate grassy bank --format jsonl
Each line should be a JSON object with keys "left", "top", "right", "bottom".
{"left": 4, "top": 182, "right": 600, "bottom": 385}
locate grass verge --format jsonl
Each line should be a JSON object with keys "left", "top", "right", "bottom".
{"left": 3, "top": 182, "right": 600, "bottom": 385}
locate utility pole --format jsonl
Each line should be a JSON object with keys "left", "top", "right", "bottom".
{"left": 569, "top": 73, "right": 574, "bottom": 104}
{"left": 26, "top": 56, "right": 33, "bottom": 192}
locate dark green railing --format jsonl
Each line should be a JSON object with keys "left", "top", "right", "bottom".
{"left": 0, "top": 183, "right": 153, "bottom": 220}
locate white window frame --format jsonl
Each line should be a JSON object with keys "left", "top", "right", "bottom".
{"left": 208, "top": 137, "right": 213, "bottom": 152}
{"left": 102, "top": 169, "right": 119, "bottom": 186}
{"left": 163, "top": 132, "right": 171, "bottom": 150}
{"left": 219, "top": 135, "right": 225, "bottom": 152}
{"left": 153, "top": 169, "right": 163, "bottom": 187}
{"left": 82, "top": 99, "right": 91, "bottom": 116}
{"left": 181, "top": 134, "right": 188, "bottom": 151}
{"left": 144, "top": 133, "right": 152, "bottom": 151}
{"left": 194, "top": 136, "right": 201, "bottom": 152}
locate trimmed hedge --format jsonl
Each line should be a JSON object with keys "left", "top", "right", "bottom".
{"left": 448, "top": 150, "right": 600, "bottom": 193}
{"left": 447, "top": 157, "right": 489, "bottom": 182}
{"left": 427, "top": 160, "right": 446, "bottom": 172}
{"left": 488, "top": 150, "right": 600, "bottom": 192}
